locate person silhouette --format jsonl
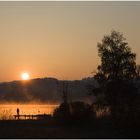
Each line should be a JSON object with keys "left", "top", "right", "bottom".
{"left": 17, "top": 108, "right": 20, "bottom": 119}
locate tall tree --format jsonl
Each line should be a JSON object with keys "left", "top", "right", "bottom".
{"left": 94, "top": 30, "right": 139, "bottom": 120}
{"left": 96, "top": 30, "right": 136, "bottom": 81}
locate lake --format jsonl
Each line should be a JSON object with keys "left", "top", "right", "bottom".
{"left": 0, "top": 104, "right": 59, "bottom": 120}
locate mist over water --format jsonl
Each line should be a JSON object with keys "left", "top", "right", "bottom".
{"left": 0, "top": 103, "right": 58, "bottom": 120}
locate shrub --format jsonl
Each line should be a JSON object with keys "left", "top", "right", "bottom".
{"left": 53, "top": 101, "right": 95, "bottom": 124}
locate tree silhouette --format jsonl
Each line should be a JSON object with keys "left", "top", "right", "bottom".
{"left": 96, "top": 30, "right": 136, "bottom": 81}
{"left": 94, "top": 30, "right": 139, "bottom": 120}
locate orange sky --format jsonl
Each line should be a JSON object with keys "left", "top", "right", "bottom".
{"left": 0, "top": 2, "right": 140, "bottom": 82}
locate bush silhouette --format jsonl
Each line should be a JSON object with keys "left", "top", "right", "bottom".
{"left": 70, "top": 101, "right": 94, "bottom": 121}
{"left": 53, "top": 102, "right": 71, "bottom": 121}
{"left": 53, "top": 101, "right": 95, "bottom": 124}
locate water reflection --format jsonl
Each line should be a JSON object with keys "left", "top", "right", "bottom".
{"left": 0, "top": 104, "right": 58, "bottom": 120}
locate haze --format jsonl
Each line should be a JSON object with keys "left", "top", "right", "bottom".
{"left": 0, "top": 1, "right": 140, "bottom": 82}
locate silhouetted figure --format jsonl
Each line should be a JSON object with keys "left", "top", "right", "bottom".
{"left": 17, "top": 108, "right": 20, "bottom": 120}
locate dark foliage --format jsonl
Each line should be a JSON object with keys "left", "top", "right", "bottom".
{"left": 92, "top": 30, "right": 140, "bottom": 122}
{"left": 53, "top": 101, "right": 95, "bottom": 124}
{"left": 53, "top": 102, "right": 71, "bottom": 122}
{"left": 70, "top": 101, "right": 95, "bottom": 123}
{"left": 96, "top": 30, "right": 136, "bottom": 81}
{"left": 104, "top": 80, "right": 139, "bottom": 121}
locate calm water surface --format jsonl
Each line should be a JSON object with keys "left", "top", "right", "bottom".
{"left": 0, "top": 104, "right": 59, "bottom": 120}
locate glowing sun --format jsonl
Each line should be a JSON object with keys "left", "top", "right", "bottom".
{"left": 21, "top": 72, "right": 30, "bottom": 80}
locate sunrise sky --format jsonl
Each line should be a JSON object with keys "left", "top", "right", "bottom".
{"left": 0, "top": 1, "right": 140, "bottom": 82}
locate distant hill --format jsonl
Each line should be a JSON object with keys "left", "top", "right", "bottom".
{"left": 0, "top": 77, "right": 98, "bottom": 104}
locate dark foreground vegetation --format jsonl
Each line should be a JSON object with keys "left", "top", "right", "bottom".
{"left": 0, "top": 117, "right": 140, "bottom": 139}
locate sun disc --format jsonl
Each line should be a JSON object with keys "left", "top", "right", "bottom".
{"left": 22, "top": 72, "right": 30, "bottom": 80}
